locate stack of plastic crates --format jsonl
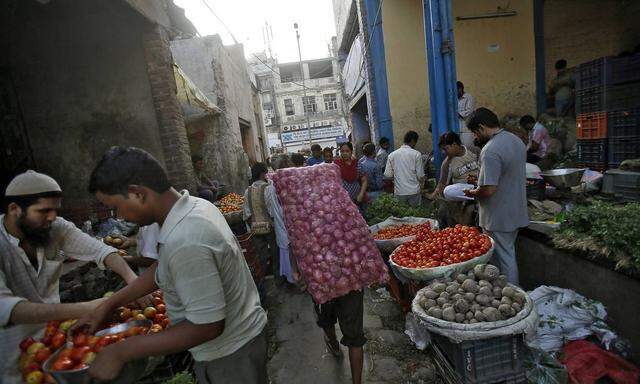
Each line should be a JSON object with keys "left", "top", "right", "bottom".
{"left": 575, "top": 54, "right": 640, "bottom": 170}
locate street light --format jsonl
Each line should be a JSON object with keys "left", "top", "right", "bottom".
{"left": 294, "top": 22, "right": 312, "bottom": 149}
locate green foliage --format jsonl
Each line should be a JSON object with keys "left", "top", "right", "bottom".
{"left": 365, "top": 193, "right": 435, "bottom": 225}
{"left": 557, "top": 201, "right": 640, "bottom": 268}
{"left": 161, "top": 372, "right": 196, "bottom": 384}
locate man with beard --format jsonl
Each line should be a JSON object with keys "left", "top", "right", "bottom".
{"left": 463, "top": 108, "right": 528, "bottom": 284}
{"left": 0, "top": 170, "right": 139, "bottom": 383}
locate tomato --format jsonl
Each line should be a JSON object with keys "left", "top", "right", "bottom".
{"left": 152, "top": 296, "right": 164, "bottom": 307}
{"left": 155, "top": 303, "right": 166, "bottom": 314}
{"left": 58, "top": 349, "right": 73, "bottom": 360}
{"left": 70, "top": 346, "right": 91, "bottom": 363}
{"left": 373, "top": 222, "right": 433, "bottom": 240}
{"left": 34, "top": 348, "right": 52, "bottom": 363}
{"left": 87, "top": 336, "right": 100, "bottom": 348}
{"left": 19, "top": 337, "right": 36, "bottom": 352}
{"left": 52, "top": 357, "right": 74, "bottom": 371}
{"left": 51, "top": 333, "right": 66, "bottom": 350}
{"left": 25, "top": 370, "right": 44, "bottom": 384}
{"left": 72, "top": 333, "right": 89, "bottom": 347}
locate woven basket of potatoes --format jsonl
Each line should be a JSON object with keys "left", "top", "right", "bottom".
{"left": 412, "top": 264, "right": 534, "bottom": 333}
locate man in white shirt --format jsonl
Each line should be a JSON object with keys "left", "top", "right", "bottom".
{"left": 457, "top": 81, "right": 476, "bottom": 148}
{"left": 384, "top": 131, "right": 425, "bottom": 207}
{"left": 519, "top": 115, "right": 551, "bottom": 164}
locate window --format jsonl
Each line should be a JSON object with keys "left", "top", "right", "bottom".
{"left": 303, "top": 96, "right": 317, "bottom": 114}
{"left": 323, "top": 93, "right": 338, "bottom": 111}
{"left": 284, "top": 99, "right": 295, "bottom": 116}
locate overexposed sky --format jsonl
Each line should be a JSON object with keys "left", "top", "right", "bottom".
{"left": 174, "top": 0, "right": 337, "bottom": 63}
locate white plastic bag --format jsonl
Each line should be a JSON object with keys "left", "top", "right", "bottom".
{"left": 443, "top": 183, "right": 474, "bottom": 201}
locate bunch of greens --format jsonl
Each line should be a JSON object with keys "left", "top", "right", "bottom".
{"left": 364, "top": 193, "right": 435, "bottom": 225}
{"left": 161, "top": 372, "right": 196, "bottom": 384}
{"left": 554, "top": 201, "right": 640, "bottom": 270}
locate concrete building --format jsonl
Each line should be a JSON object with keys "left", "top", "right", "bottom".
{"left": 249, "top": 55, "right": 349, "bottom": 154}
{"left": 171, "top": 35, "right": 268, "bottom": 193}
{"left": 333, "top": 0, "right": 640, "bottom": 154}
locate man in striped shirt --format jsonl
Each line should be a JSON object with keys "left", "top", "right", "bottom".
{"left": 0, "top": 170, "right": 139, "bottom": 383}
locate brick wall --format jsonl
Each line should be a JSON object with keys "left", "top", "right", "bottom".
{"left": 544, "top": 0, "right": 640, "bottom": 83}
{"left": 142, "top": 24, "right": 196, "bottom": 192}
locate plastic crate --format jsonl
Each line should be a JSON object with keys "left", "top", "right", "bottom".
{"left": 576, "top": 112, "right": 608, "bottom": 139}
{"left": 577, "top": 139, "right": 608, "bottom": 165}
{"left": 603, "top": 170, "right": 640, "bottom": 202}
{"left": 576, "top": 57, "right": 613, "bottom": 90}
{"left": 575, "top": 86, "right": 605, "bottom": 114}
{"left": 611, "top": 54, "right": 640, "bottom": 85}
{"left": 608, "top": 108, "right": 640, "bottom": 138}
{"left": 608, "top": 136, "right": 640, "bottom": 168}
{"left": 430, "top": 332, "right": 527, "bottom": 384}
{"left": 606, "top": 82, "right": 640, "bottom": 111}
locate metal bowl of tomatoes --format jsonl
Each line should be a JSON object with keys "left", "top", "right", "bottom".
{"left": 43, "top": 320, "right": 151, "bottom": 384}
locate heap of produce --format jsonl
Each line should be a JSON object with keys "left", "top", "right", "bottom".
{"left": 272, "top": 164, "right": 389, "bottom": 304}
{"left": 553, "top": 201, "right": 640, "bottom": 272}
{"left": 373, "top": 222, "right": 433, "bottom": 240}
{"left": 102, "top": 235, "right": 123, "bottom": 247}
{"left": 392, "top": 225, "right": 491, "bottom": 269}
{"left": 416, "top": 264, "right": 526, "bottom": 323}
{"left": 364, "top": 193, "right": 434, "bottom": 225}
{"left": 18, "top": 290, "right": 168, "bottom": 382}
{"left": 215, "top": 193, "right": 244, "bottom": 214}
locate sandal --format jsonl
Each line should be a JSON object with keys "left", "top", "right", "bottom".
{"left": 324, "top": 335, "right": 342, "bottom": 357}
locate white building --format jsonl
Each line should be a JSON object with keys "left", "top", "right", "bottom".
{"left": 250, "top": 54, "right": 349, "bottom": 154}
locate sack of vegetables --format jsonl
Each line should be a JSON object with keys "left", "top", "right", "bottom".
{"left": 369, "top": 217, "right": 439, "bottom": 253}
{"left": 272, "top": 164, "right": 389, "bottom": 304}
{"left": 411, "top": 264, "right": 538, "bottom": 342}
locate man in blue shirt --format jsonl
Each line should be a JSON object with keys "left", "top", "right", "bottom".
{"left": 360, "top": 143, "right": 383, "bottom": 203}
{"left": 306, "top": 144, "right": 324, "bottom": 166}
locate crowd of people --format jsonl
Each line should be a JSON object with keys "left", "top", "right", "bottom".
{"left": 0, "top": 103, "right": 535, "bottom": 384}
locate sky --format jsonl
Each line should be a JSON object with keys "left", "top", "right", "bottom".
{"left": 174, "top": 0, "right": 337, "bottom": 63}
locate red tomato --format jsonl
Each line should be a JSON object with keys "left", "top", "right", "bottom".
{"left": 72, "top": 333, "right": 89, "bottom": 347}
{"left": 52, "top": 357, "right": 74, "bottom": 372}
{"left": 70, "top": 346, "right": 91, "bottom": 363}
{"left": 34, "top": 348, "right": 52, "bottom": 363}
{"left": 19, "top": 337, "right": 36, "bottom": 352}
{"left": 51, "top": 333, "right": 66, "bottom": 350}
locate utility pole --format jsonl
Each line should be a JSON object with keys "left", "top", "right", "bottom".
{"left": 294, "top": 23, "right": 312, "bottom": 149}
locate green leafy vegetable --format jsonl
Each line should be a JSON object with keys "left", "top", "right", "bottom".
{"left": 365, "top": 193, "right": 435, "bottom": 225}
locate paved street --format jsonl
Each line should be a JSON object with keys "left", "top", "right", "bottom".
{"left": 265, "top": 279, "right": 439, "bottom": 383}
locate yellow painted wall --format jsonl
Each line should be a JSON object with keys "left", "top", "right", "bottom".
{"left": 453, "top": 1, "right": 536, "bottom": 118}
{"left": 381, "top": 0, "right": 536, "bottom": 155}
{"left": 381, "top": 0, "right": 431, "bottom": 154}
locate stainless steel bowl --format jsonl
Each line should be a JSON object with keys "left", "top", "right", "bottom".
{"left": 43, "top": 320, "right": 151, "bottom": 384}
{"left": 540, "top": 168, "right": 586, "bottom": 189}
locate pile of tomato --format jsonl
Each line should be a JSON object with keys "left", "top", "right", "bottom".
{"left": 216, "top": 193, "right": 244, "bottom": 214}
{"left": 391, "top": 225, "right": 492, "bottom": 269}
{"left": 18, "top": 290, "right": 169, "bottom": 383}
{"left": 373, "top": 222, "right": 433, "bottom": 240}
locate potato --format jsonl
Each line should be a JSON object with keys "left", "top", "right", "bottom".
{"left": 417, "top": 296, "right": 428, "bottom": 307}
{"left": 512, "top": 302, "right": 522, "bottom": 313}
{"left": 478, "top": 286, "right": 493, "bottom": 297}
{"left": 457, "top": 288, "right": 466, "bottom": 294}
{"left": 455, "top": 313, "right": 465, "bottom": 323}
{"left": 464, "top": 319, "right": 470, "bottom": 324}
{"left": 491, "top": 299, "right": 501, "bottom": 308}
{"left": 470, "top": 303, "right": 481, "bottom": 313}
{"left": 461, "top": 279, "right": 478, "bottom": 293}
{"left": 513, "top": 292, "right": 526, "bottom": 305}
{"left": 432, "top": 282, "right": 447, "bottom": 293}
{"left": 423, "top": 289, "right": 439, "bottom": 299}
{"left": 442, "top": 303, "right": 454, "bottom": 309}
{"left": 427, "top": 307, "right": 443, "bottom": 319}
{"left": 442, "top": 277, "right": 452, "bottom": 284}
{"left": 442, "top": 307, "right": 456, "bottom": 322}
{"left": 498, "top": 304, "right": 514, "bottom": 317}
{"left": 437, "top": 297, "right": 448, "bottom": 306}
{"left": 424, "top": 299, "right": 437, "bottom": 309}
{"left": 454, "top": 299, "right": 470, "bottom": 313}
{"left": 474, "top": 310, "right": 486, "bottom": 322}
{"left": 465, "top": 311, "right": 474, "bottom": 320}
{"left": 478, "top": 280, "right": 493, "bottom": 289}
{"left": 456, "top": 273, "right": 467, "bottom": 284}
{"left": 445, "top": 282, "right": 461, "bottom": 294}
{"left": 501, "top": 296, "right": 513, "bottom": 306}
{"left": 481, "top": 264, "right": 500, "bottom": 280}
{"left": 469, "top": 318, "right": 478, "bottom": 324}
{"left": 467, "top": 270, "right": 476, "bottom": 280}
{"left": 439, "top": 292, "right": 450, "bottom": 301}
{"left": 482, "top": 307, "right": 500, "bottom": 322}
{"left": 501, "top": 286, "right": 516, "bottom": 298}
{"left": 473, "top": 264, "right": 485, "bottom": 278}
{"left": 492, "top": 287, "right": 503, "bottom": 299}
{"left": 464, "top": 292, "right": 476, "bottom": 302}
{"left": 494, "top": 275, "right": 508, "bottom": 288}
{"left": 475, "top": 294, "right": 491, "bottom": 306}
{"left": 451, "top": 293, "right": 463, "bottom": 302}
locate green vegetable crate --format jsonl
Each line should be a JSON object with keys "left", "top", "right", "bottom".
{"left": 429, "top": 332, "right": 527, "bottom": 384}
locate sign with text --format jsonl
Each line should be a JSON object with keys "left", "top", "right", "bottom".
{"left": 281, "top": 126, "right": 344, "bottom": 143}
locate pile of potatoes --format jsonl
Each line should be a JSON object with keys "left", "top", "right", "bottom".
{"left": 416, "top": 264, "right": 527, "bottom": 324}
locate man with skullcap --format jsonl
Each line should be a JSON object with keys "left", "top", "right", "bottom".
{"left": 0, "top": 170, "right": 139, "bottom": 383}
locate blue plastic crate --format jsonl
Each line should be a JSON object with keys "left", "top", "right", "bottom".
{"left": 608, "top": 136, "right": 640, "bottom": 168}
{"left": 608, "top": 108, "right": 640, "bottom": 138}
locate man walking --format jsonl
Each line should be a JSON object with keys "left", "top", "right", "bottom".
{"left": 384, "top": 131, "right": 424, "bottom": 207}
{"left": 464, "top": 108, "right": 528, "bottom": 284}
{"left": 457, "top": 81, "right": 476, "bottom": 148}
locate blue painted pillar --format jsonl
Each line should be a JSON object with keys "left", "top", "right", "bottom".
{"left": 364, "top": 0, "right": 394, "bottom": 147}
{"left": 423, "top": 0, "right": 458, "bottom": 176}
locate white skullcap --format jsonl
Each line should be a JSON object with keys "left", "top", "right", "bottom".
{"left": 5, "top": 170, "right": 62, "bottom": 197}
